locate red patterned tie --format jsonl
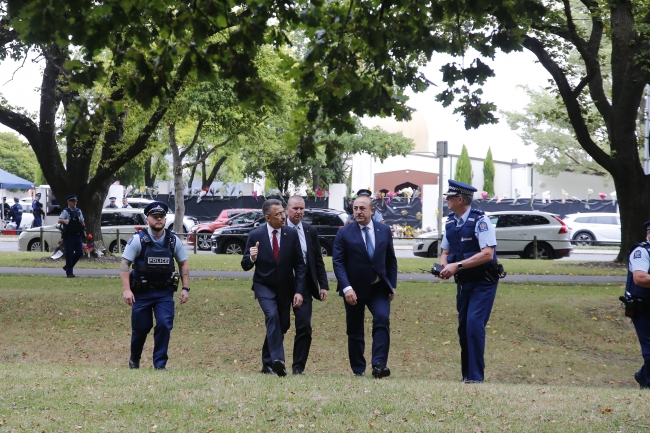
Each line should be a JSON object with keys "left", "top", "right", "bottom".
{"left": 272, "top": 230, "right": 279, "bottom": 262}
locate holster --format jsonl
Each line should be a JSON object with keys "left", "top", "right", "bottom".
{"left": 619, "top": 295, "right": 650, "bottom": 318}
{"left": 171, "top": 271, "right": 180, "bottom": 292}
{"left": 129, "top": 275, "right": 147, "bottom": 294}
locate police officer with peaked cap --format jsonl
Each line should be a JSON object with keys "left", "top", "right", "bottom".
{"left": 8, "top": 197, "right": 23, "bottom": 229}
{"left": 58, "top": 195, "right": 86, "bottom": 277}
{"left": 623, "top": 220, "right": 650, "bottom": 389}
{"left": 105, "top": 197, "right": 118, "bottom": 208}
{"left": 32, "top": 192, "right": 44, "bottom": 228}
{"left": 119, "top": 201, "right": 190, "bottom": 370}
{"left": 435, "top": 179, "right": 500, "bottom": 383}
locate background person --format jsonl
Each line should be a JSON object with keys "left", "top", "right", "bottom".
{"left": 32, "top": 193, "right": 44, "bottom": 227}
{"left": 436, "top": 179, "right": 499, "bottom": 384}
{"left": 622, "top": 220, "right": 650, "bottom": 389}
{"left": 345, "top": 189, "right": 384, "bottom": 225}
{"left": 120, "top": 201, "right": 190, "bottom": 370}
{"left": 333, "top": 195, "right": 397, "bottom": 378}
{"left": 121, "top": 197, "right": 132, "bottom": 208}
{"left": 241, "top": 199, "right": 306, "bottom": 377}
{"left": 8, "top": 197, "right": 23, "bottom": 229}
{"left": 58, "top": 195, "right": 86, "bottom": 278}
{"left": 286, "top": 195, "right": 329, "bottom": 374}
{"left": 105, "top": 197, "right": 118, "bottom": 208}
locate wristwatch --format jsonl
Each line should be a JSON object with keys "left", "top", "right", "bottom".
{"left": 181, "top": 287, "right": 190, "bottom": 292}
{"left": 457, "top": 262, "right": 463, "bottom": 270}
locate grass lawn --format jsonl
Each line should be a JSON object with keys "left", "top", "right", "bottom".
{"left": 0, "top": 252, "right": 627, "bottom": 276}
{"left": 0, "top": 276, "right": 645, "bottom": 431}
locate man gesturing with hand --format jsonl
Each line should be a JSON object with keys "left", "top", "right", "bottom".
{"left": 241, "top": 199, "right": 306, "bottom": 377}
{"left": 332, "top": 192, "right": 397, "bottom": 378}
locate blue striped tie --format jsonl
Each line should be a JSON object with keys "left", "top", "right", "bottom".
{"left": 363, "top": 226, "right": 374, "bottom": 259}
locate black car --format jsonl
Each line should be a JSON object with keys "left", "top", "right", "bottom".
{"left": 211, "top": 208, "right": 348, "bottom": 256}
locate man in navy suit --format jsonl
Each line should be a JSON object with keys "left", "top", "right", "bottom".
{"left": 333, "top": 193, "right": 398, "bottom": 378}
{"left": 286, "top": 195, "right": 329, "bottom": 374}
{"left": 241, "top": 199, "right": 307, "bottom": 377}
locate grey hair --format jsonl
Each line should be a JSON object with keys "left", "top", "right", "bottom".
{"left": 460, "top": 194, "right": 473, "bottom": 206}
{"left": 262, "top": 199, "right": 284, "bottom": 215}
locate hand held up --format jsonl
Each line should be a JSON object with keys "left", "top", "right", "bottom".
{"left": 250, "top": 241, "right": 260, "bottom": 261}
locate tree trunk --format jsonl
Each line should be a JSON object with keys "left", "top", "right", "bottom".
{"left": 144, "top": 157, "right": 154, "bottom": 187}
{"left": 203, "top": 155, "right": 228, "bottom": 189}
{"left": 77, "top": 184, "right": 112, "bottom": 252}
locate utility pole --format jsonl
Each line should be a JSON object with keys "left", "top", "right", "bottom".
{"left": 644, "top": 85, "right": 650, "bottom": 175}
{"left": 436, "top": 141, "right": 448, "bottom": 258}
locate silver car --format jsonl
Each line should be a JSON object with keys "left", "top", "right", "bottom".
{"left": 18, "top": 208, "right": 147, "bottom": 253}
{"left": 126, "top": 198, "right": 198, "bottom": 233}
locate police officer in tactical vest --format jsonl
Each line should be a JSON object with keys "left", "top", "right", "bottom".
{"left": 120, "top": 201, "right": 190, "bottom": 370}
{"left": 58, "top": 195, "right": 86, "bottom": 277}
{"left": 8, "top": 197, "right": 23, "bottom": 229}
{"left": 436, "top": 180, "right": 500, "bottom": 383}
{"left": 32, "top": 192, "right": 45, "bottom": 228}
{"left": 621, "top": 220, "right": 650, "bottom": 389}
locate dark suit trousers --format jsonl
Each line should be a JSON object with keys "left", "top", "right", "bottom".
{"left": 292, "top": 294, "right": 313, "bottom": 372}
{"left": 258, "top": 295, "right": 291, "bottom": 368}
{"left": 344, "top": 282, "right": 391, "bottom": 374}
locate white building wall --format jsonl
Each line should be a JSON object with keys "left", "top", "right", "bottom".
{"left": 532, "top": 170, "right": 613, "bottom": 201}
{"left": 351, "top": 153, "right": 374, "bottom": 193}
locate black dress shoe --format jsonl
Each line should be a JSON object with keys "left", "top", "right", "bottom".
{"left": 272, "top": 360, "right": 287, "bottom": 377}
{"left": 260, "top": 366, "right": 276, "bottom": 374}
{"left": 66, "top": 274, "right": 76, "bottom": 278}
{"left": 353, "top": 372, "right": 365, "bottom": 377}
{"left": 372, "top": 366, "right": 391, "bottom": 379}
{"left": 128, "top": 358, "right": 139, "bottom": 369}
{"left": 292, "top": 369, "right": 304, "bottom": 375}
{"left": 154, "top": 366, "right": 167, "bottom": 371}
{"left": 634, "top": 372, "right": 648, "bottom": 389}
{"left": 463, "top": 379, "right": 483, "bottom": 384}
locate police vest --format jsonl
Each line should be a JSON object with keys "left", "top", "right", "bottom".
{"left": 63, "top": 207, "right": 84, "bottom": 236}
{"left": 131, "top": 229, "right": 177, "bottom": 284}
{"left": 625, "top": 241, "right": 650, "bottom": 300}
{"left": 10, "top": 204, "right": 23, "bottom": 218}
{"left": 445, "top": 209, "right": 496, "bottom": 277}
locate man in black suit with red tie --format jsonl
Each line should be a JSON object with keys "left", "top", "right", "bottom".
{"left": 286, "top": 195, "right": 329, "bottom": 374}
{"left": 241, "top": 199, "right": 307, "bottom": 376}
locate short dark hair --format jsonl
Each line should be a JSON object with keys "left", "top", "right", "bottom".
{"left": 262, "top": 199, "right": 283, "bottom": 215}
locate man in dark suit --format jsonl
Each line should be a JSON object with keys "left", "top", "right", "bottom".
{"left": 286, "top": 195, "right": 329, "bottom": 374}
{"left": 333, "top": 195, "right": 398, "bottom": 378}
{"left": 241, "top": 199, "right": 307, "bottom": 377}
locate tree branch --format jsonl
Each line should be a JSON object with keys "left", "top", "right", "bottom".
{"left": 179, "top": 119, "right": 204, "bottom": 159}
{"left": 522, "top": 35, "right": 612, "bottom": 172}
{"left": 182, "top": 137, "right": 232, "bottom": 169}
{"left": 0, "top": 106, "right": 39, "bottom": 144}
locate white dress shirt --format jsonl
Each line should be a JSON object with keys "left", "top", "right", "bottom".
{"left": 266, "top": 223, "right": 282, "bottom": 249}
{"left": 287, "top": 220, "right": 307, "bottom": 263}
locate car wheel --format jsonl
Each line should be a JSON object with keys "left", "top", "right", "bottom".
{"left": 320, "top": 243, "right": 332, "bottom": 257}
{"left": 197, "top": 232, "right": 212, "bottom": 251}
{"left": 524, "top": 243, "right": 554, "bottom": 260}
{"left": 427, "top": 241, "right": 438, "bottom": 258}
{"left": 223, "top": 240, "right": 245, "bottom": 255}
{"left": 574, "top": 232, "right": 594, "bottom": 246}
{"left": 109, "top": 240, "right": 128, "bottom": 254}
{"left": 27, "top": 238, "right": 49, "bottom": 252}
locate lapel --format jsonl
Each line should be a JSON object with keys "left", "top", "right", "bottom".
{"left": 278, "top": 226, "right": 291, "bottom": 264}
{"left": 302, "top": 222, "right": 313, "bottom": 254}
{"left": 259, "top": 223, "right": 275, "bottom": 264}
{"left": 352, "top": 222, "right": 372, "bottom": 261}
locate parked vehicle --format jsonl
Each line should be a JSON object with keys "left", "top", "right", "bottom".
{"left": 413, "top": 210, "right": 573, "bottom": 259}
{"left": 126, "top": 198, "right": 199, "bottom": 233}
{"left": 563, "top": 213, "right": 620, "bottom": 246}
{"left": 187, "top": 208, "right": 256, "bottom": 250}
{"left": 18, "top": 208, "right": 147, "bottom": 253}
{"left": 211, "top": 208, "right": 347, "bottom": 256}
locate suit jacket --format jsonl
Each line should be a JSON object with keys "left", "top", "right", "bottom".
{"left": 300, "top": 222, "right": 329, "bottom": 299}
{"left": 332, "top": 221, "right": 397, "bottom": 300}
{"left": 241, "top": 223, "right": 306, "bottom": 304}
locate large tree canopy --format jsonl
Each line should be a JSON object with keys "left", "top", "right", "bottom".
{"left": 0, "top": 132, "right": 38, "bottom": 182}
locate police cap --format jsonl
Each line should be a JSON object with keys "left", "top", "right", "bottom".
{"left": 356, "top": 189, "right": 372, "bottom": 197}
{"left": 444, "top": 179, "right": 477, "bottom": 197}
{"left": 144, "top": 201, "right": 168, "bottom": 216}
{"left": 35, "top": 192, "right": 41, "bottom": 197}
{"left": 109, "top": 197, "right": 116, "bottom": 201}
{"left": 13, "top": 197, "right": 19, "bottom": 202}
{"left": 644, "top": 221, "right": 650, "bottom": 231}
{"left": 66, "top": 195, "right": 78, "bottom": 202}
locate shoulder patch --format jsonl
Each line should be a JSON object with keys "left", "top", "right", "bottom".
{"left": 634, "top": 250, "right": 642, "bottom": 259}
{"left": 478, "top": 221, "right": 488, "bottom": 232}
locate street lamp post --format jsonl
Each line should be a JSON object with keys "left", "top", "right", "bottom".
{"left": 436, "top": 141, "right": 448, "bottom": 258}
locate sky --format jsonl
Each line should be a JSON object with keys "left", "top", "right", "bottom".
{"left": 0, "top": 48, "right": 553, "bottom": 165}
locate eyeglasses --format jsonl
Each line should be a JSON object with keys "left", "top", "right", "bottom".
{"left": 271, "top": 212, "right": 286, "bottom": 218}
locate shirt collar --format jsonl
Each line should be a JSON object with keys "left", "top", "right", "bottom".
{"left": 359, "top": 219, "right": 374, "bottom": 231}
{"left": 267, "top": 223, "right": 281, "bottom": 235}
{"left": 287, "top": 220, "right": 302, "bottom": 230}
{"left": 455, "top": 208, "right": 472, "bottom": 226}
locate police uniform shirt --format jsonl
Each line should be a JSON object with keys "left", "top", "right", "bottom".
{"left": 287, "top": 220, "right": 307, "bottom": 264}
{"left": 440, "top": 208, "right": 497, "bottom": 251}
{"left": 629, "top": 246, "right": 650, "bottom": 273}
{"left": 122, "top": 227, "right": 188, "bottom": 263}
{"left": 60, "top": 208, "right": 85, "bottom": 222}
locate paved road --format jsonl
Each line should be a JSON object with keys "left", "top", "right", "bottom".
{"left": 0, "top": 266, "right": 625, "bottom": 284}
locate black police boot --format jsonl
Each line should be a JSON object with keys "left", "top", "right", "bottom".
{"left": 128, "top": 357, "right": 140, "bottom": 369}
{"left": 634, "top": 372, "right": 648, "bottom": 389}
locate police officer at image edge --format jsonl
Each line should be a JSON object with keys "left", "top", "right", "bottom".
{"left": 621, "top": 220, "right": 650, "bottom": 389}
{"left": 436, "top": 179, "right": 502, "bottom": 384}
{"left": 119, "top": 201, "right": 190, "bottom": 371}
{"left": 58, "top": 195, "right": 85, "bottom": 278}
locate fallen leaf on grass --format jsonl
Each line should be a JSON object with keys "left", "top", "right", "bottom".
{"left": 373, "top": 409, "right": 381, "bottom": 415}
{"left": 442, "top": 341, "right": 451, "bottom": 345}
{"left": 601, "top": 408, "right": 612, "bottom": 414}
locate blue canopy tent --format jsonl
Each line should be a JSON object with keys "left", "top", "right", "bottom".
{"left": 0, "top": 167, "right": 34, "bottom": 190}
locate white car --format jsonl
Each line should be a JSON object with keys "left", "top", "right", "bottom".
{"left": 126, "top": 198, "right": 199, "bottom": 233}
{"left": 413, "top": 210, "right": 573, "bottom": 260}
{"left": 563, "top": 213, "right": 620, "bottom": 246}
{"left": 18, "top": 208, "right": 147, "bottom": 253}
